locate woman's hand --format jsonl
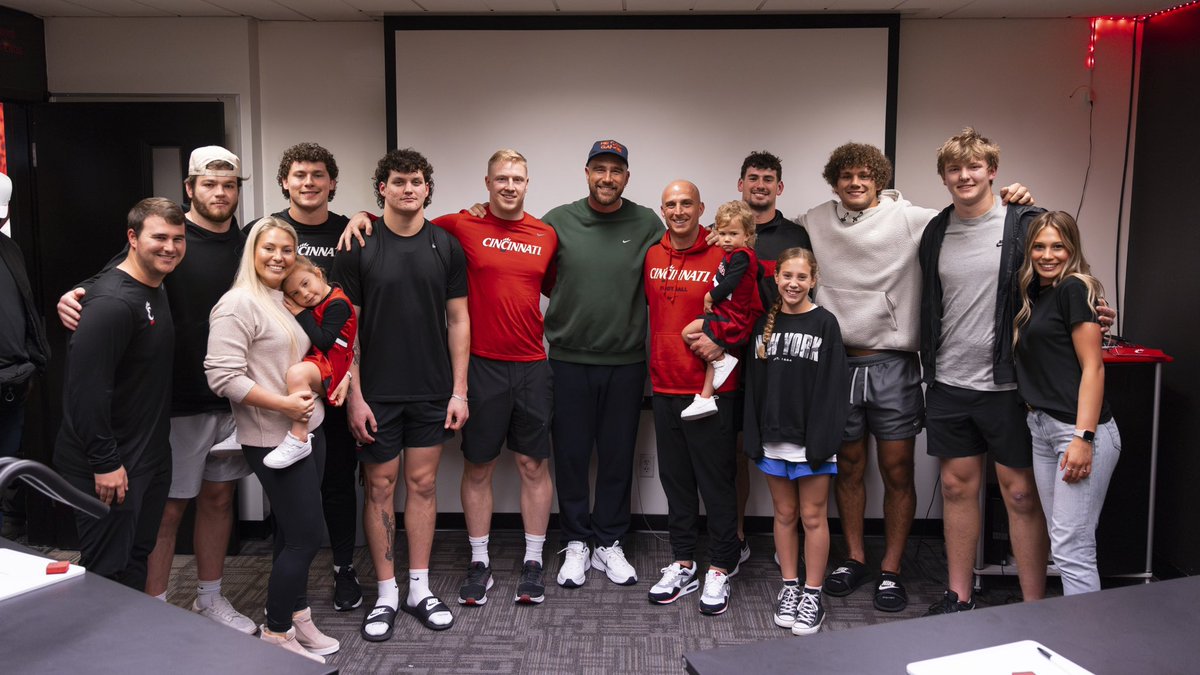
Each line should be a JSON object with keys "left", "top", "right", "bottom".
{"left": 1060, "top": 438, "right": 1094, "bottom": 484}
{"left": 281, "top": 390, "right": 316, "bottom": 422}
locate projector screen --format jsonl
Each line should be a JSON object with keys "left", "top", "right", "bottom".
{"left": 387, "top": 16, "right": 898, "bottom": 221}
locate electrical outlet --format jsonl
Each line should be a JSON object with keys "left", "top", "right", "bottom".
{"left": 638, "top": 454, "right": 655, "bottom": 478}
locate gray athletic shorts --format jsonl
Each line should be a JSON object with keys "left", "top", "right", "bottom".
{"left": 843, "top": 351, "right": 925, "bottom": 442}
{"left": 168, "top": 412, "right": 252, "bottom": 499}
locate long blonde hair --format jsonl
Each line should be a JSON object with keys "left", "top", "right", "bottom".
{"left": 233, "top": 216, "right": 304, "bottom": 360}
{"left": 1014, "top": 211, "right": 1103, "bottom": 349}
{"left": 758, "top": 247, "right": 820, "bottom": 359}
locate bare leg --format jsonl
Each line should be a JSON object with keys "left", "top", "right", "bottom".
{"left": 940, "top": 455, "right": 985, "bottom": 600}
{"left": 363, "top": 458, "right": 402, "bottom": 581}
{"left": 461, "top": 459, "right": 496, "bottom": 539}
{"left": 764, "top": 474, "right": 801, "bottom": 580}
{"left": 145, "top": 498, "right": 188, "bottom": 596}
{"left": 995, "top": 463, "right": 1049, "bottom": 601}
{"left": 877, "top": 437, "right": 916, "bottom": 573}
{"left": 834, "top": 437, "right": 868, "bottom": 564}
{"left": 515, "top": 454, "right": 552, "bottom": 538}
{"left": 701, "top": 362, "right": 717, "bottom": 398}
{"left": 798, "top": 475, "right": 833, "bottom": 589}
{"left": 403, "top": 446, "right": 442, "bottom": 570}
{"left": 194, "top": 479, "right": 235, "bottom": 582}
{"left": 284, "top": 361, "right": 324, "bottom": 440}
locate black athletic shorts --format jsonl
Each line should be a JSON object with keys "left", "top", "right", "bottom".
{"left": 357, "top": 399, "right": 453, "bottom": 463}
{"left": 924, "top": 382, "right": 1032, "bottom": 469}
{"left": 461, "top": 356, "right": 553, "bottom": 464}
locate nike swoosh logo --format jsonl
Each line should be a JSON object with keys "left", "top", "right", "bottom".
{"left": 622, "top": 239, "right": 632, "bottom": 244}
{"left": 425, "top": 599, "right": 440, "bottom": 611}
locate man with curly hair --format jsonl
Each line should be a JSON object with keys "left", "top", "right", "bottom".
{"left": 796, "top": 142, "right": 1031, "bottom": 614}
{"left": 333, "top": 148, "right": 469, "bottom": 639}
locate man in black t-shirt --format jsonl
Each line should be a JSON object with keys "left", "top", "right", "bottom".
{"left": 334, "top": 149, "right": 469, "bottom": 640}
{"left": 54, "top": 198, "right": 186, "bottom": 590}
{"left": 249, "top": 142, "right": 363, "bottom": 611}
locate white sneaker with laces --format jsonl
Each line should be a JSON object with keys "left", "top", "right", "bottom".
{"left": 774, "top": 583, "right": 802, "bottom": 628}
{"left": 698, "top": 569, "right": 730, "bottom": 615}
{"left": 556, "top": 540, "right": 591, "bottom": 588}
{"left": 591, "top": 541, "right": 638, "bottom": 585}
{"left": 681, "top": 394, "right": 719, "bottom": 421}
{"left": 193, "top": 594, "right": 257, "bottom": 635}
{"left": 648, "top": 562, "right": 699, "bottom": 604}
{"left": 792, "top": 591, "right": 825, "bottom": 635}
{"left": 711, "top": 353, "right": 739, "bottom": 389}
{"left": 263, "top": 432, "right": 313, "bottom": 469}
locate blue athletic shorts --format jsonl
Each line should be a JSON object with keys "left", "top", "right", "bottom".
{"left": 755, "top": 456, "right": 838, "bottom": 480}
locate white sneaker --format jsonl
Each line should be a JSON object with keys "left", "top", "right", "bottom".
{"left": 698, "top": 569, "right": 730, "bottom": 615}
{"left": 648, "top": 562, "right": 699, "bottom": 604}
{"left": 210, "top": 429, "right": 241, "bottom": 458}
{"left": 260, "top": 625, "right": 325, "bottom": 664}
{"left": 263, "top": 432, "right": 313, "bottom": 469}
{"left": 591, "top": 541, "right": 638, "bottom": 586}
{"left": 792, "top": 590, "right": 825, "bottom": 635}
{"left": 192, "top": 595, "right": 256, "bottom": 635}
{"left": 557, "top": 541, "right": 591, "bottom": 588}
{"left": 711, "top": 353, "right": 739, "bottom": 389}
{"left": 681, "top": 394, "right": 719, "bottom": 421}
{"left": 291, "top": 606, "right": 339, "bottom": 655}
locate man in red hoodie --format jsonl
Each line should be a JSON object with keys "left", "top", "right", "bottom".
{"left": 643, "top": 180, "right": 743, "bottom": 616}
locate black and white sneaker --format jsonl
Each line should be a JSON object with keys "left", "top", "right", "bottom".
{"left": 457, "top": 561, "right": 494, "bottom": 606}
{"left": 773, "top": 582, "right": 802, "bottom": 628}
{"left": 648, "top": 562, "right": 699, "bottom": 605}
{"left": 514, "top": 560, "right": 546, "bottom": 605}
{"left": 924, "top": 589, "right": 976, "bottom": 616}
{"left": 333, "top": 564, "right": 363, "bottom": 611}
{"left": 791, "top": 590, "right": 825, "bottom": 636}
{"left": 698, "top": 569, "right": 730, "bottom": 616}
{"left": 728, "top": 539, "right": 752, "bottom": 578}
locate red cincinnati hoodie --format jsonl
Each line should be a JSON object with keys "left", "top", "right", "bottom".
{"left": 644, "top": 231, "right": 740, "bottom": 396}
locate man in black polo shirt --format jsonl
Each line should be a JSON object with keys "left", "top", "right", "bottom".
{"left": 54, "top": 198, "right": 186, "bottom": 590}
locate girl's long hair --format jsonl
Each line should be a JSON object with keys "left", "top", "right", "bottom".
{"left": 758, "top": 247, "right": 819, "bottom": 359}
{"left": 1014, "top": 211, "right": 1103, "bottom": 349}
{"left": 233, "top": 216, "right": 304, "bottom": 360}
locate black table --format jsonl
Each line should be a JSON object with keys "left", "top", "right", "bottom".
{"left": 0, "top": 538, "right": 335, "bottom": 675}
{"left": 684, "top": 576, "right": 1199, "bottom": 674}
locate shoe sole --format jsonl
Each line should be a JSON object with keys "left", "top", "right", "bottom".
{"left": 774, "top": 615, "right": 796, "bottom": 629}
{"left": 591, "top": 556, "right": 637, "bottom": 586}
{"left": 648, "top": 579, "right": 700, "bottom": 605}
{"left": 514, "top": 592, "right": 546, "bottom": 604}
{"left": 680, "top": 409, "right": 718, "bottom": 421}
{"left": 458, "top": 575, "right": 495, "bottom": 606}
{"left": 298, "top": 641, "right": 340, "bottom": 656}
{"left": 334, "top": 597, "right": 363, "bottom": 612}
{"left": 792, "top": 618, "right": 823, "bottom": 636}
{"left": 699, "top": 601, "right": 729, "bottom": 616}
{"left": 263, "top": 446, "right": 312, "bottom": 470}
{"left": 192, "top": 604, "right": 257, "bottom": 635}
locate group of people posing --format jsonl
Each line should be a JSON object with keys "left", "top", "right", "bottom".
{"left": 48, "top": 128, "right": 1120, "bottom": 663}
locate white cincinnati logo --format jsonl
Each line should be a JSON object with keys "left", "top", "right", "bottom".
{"left": 647, "top": 266, "right": 712, "bottom": 282}
{"left": 297, "top": 243, "right": 336, "bottom": 258}
{"left": 482, "top": 237, "right": 543, "bottom": 256}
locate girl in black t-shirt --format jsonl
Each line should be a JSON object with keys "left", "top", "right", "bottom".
{"left": 1014, "top": 211, "right": 1120, "bottom": 596}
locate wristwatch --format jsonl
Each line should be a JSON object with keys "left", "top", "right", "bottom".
{"left": 1073, "top": 429, "right": 1096, "bottom": 444}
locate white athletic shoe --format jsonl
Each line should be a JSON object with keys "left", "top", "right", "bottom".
{"left": 291, "top": 607, "right": 339, "bottom": 655}
{"left": 263, "top": 432, "right": 313, "bottom": 469}
{"left": 209, "top": 429, "right": 241, "bottom": 458}
{"left": 648, "top": 562, "right": 699, "bottom": 604}
{"left": 260, "top": 625, "right": 325, "bottom": 664}
{"left": 557, "top": 541, "right": 591, "bottom": 588}
{"left": 711, "top": 353, "right": 739, "bottom": 389}
{"left": 698, "top": 569, "right": 730, "bottom": 615}
{"left": 591, "top": 541, "right": 638, "bottom": 585}
{"left": 680, "top": 395, "right": 719, "bottom": 421}
{"left": 192, "top": 595, "right": 257, "bottom": 635}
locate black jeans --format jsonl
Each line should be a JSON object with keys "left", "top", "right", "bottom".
{"left": 68, "top": 465, "right": 171, "bottom": 591}
{"left": 242, "top": 428, "right": 326, "bottom": 632}
{"left": 320, "top": 405, "right": 359, "bottom": 568}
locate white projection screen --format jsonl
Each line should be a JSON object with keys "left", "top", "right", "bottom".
{"left": 387, "top": 16, "right": 898, "bottom": 220}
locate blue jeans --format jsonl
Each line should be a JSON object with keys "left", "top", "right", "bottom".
{"left": 1027, "top": 410, "right": 1121, "bottom": 595}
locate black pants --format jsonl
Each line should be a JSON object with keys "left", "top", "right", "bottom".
{"left": 320, "top": 405, "right": 358, "bottom": 568}
{"left": 651, "top": 395, "right": 740, "bottom": 570}
{"left": 243, "top": 428, "right": 326, "bottom": 633}
{"left": 550, "top": 359, "right": 645, "bottom": 547}
{"left": 68, "top": 465, "right": 171, "bottom": 592}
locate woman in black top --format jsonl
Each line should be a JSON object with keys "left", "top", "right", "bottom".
{"left": 1014, "top": 211, "right": 1120, "bottom": 595}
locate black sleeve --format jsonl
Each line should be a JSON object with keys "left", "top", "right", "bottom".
{"left": 1061, "top": 279, "right": 1099, "bottom": 327}
{"left": 796, "top": 224, "right": 814, "bottom": 254}
{"left": 294, "top": 298, "right": 351, "bottom": 352}
{"left": 332, "top": 242, "right": 364, "bottom": 307}
{"left": 710, "top": 250, "right": 750, "bottom": 303}
{"left": 65, "top": 295, "right": 134, "bottom": 474}
{"left": 806, "top": 312, "right": 851, "bottom": 468}
{"left": 445, "top": 235, "right": 468, "bottom": 299}
{"left": 74, "top": 246, "right": 128, "bottom": 293}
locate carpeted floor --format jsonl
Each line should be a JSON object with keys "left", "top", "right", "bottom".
{"left": 40, "top": 529, "right": 1046, "bottom": 674}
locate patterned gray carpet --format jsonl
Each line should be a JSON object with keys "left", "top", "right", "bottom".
{"left": 125, "top": 529, "right": 1041, "bottom": 674}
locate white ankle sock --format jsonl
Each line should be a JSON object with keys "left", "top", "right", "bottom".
{"left": 154, "top": 591, "right": 167, "bottom": 601}
{"left": 376, "top": 577, "right": 399, "bottom": 610}
{"left": 196, "top": 578, "right": 221, "bottom": 609}
{"left": 407, "top": 569, "right": 431, "bottom": 605}
{"left": 524, "top": 533, "right": 546, "bottom": 565}
{"left": 468, "top": 535, "right": 490, "bottom": 566}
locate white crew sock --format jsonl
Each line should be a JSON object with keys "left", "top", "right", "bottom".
{"left": 195, "top": 577, "right": 222, "bottom": 609}
{"left": 406, "top": 569, "right": 452, "bottom": 627}
{"left": 524, "top": 533, "right": 546, "bottom": 565}
{"left": 376, "top": 577, "right": 399, "bottom": 610}
{"left": 469, "top": 535, "right": 490, "bottom": 566}
{"left": 154, "top": 591, "right": 167, "bottom": 601}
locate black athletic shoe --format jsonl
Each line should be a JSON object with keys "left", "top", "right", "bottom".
{"left": 514, "top": 560, "right": 546, "bottom": 605}
{"left": 924, "top": 589, "right": 976, "bottom": 616}
{"left": 333, "top": 564, "right": 363, "bottom": 611}
{"left": 458, "top": 561, "right": 494, "bottom": 606}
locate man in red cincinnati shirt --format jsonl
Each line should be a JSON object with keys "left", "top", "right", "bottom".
{"left": 643, "top": 180, "right": 743, "bottom": 616}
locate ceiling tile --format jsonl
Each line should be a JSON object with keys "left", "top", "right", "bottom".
{"left": 0, "top": 0, "right": 110, "bottom": 16}
{"left": 56, "top": 0, "right": 174, "bottom": 16}
{"left": 483, "top": 0, "right": 560, "bottom": 11}
{"left": 204, "top": 0, "right": 311, "bottom": 19}
{"left": 691, "top": 0, "right": 765, "bottom": 10}
{"left": 137, "top": 0, "right": 240, "bottom": 16}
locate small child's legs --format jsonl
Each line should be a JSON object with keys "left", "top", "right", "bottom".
{"left": 263, "top": 361, "right": 323, "bottom": 470}
{"left": 680, "top": 318, "right": 737, "bottom": 421}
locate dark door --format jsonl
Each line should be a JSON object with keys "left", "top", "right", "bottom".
{"left": 20, "top": 101, "right": 225, "bottom": 546}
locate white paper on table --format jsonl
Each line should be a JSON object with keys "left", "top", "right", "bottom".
{"left": 0, "top": 548, "right": 86, "bottom": 602}
{"left": 907, "top": 639, "right": 1095, "bottom": 675}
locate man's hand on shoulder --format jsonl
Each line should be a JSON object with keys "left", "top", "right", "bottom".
{"left": 998, "top": 183, "right": 1034, "bottom": 206}
{"left": 58, "top": 287, "right": 86, "bottom": 331}
{"left": 338, "top": 211, "right": 375, "bottom": 251}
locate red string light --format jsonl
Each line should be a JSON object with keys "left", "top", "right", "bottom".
{"left": 1087, "top": 1, "right": 1199, "bottom": 69}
